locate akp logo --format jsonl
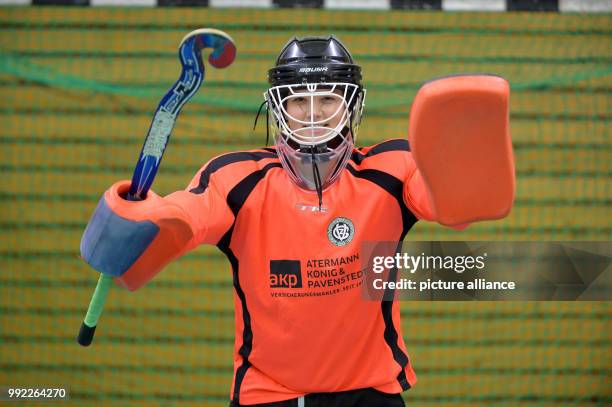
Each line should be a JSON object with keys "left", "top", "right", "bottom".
{"left": 270, "top": 260, "right": 302, "bottom": 288}
{"left": 327, "top": 217, "right": 355, "bottom": 246}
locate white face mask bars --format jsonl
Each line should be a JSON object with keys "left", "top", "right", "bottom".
{"left": 265, "top": 82, "right": 360, "bottom": 146}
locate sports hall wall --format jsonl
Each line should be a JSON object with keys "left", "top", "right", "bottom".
{"left": 0, "top": 3, "right": 610, "bottom": 406}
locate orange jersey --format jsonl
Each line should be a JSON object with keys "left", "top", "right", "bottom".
{"left": 133, "top": 139, "right": 434, "bottom": 405}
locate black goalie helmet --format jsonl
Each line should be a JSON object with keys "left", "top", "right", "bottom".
{"left": 265, "top": 35, "right": 366, "bottom": 194}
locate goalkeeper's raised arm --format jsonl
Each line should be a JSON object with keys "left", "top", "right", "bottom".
{"left": 80, "top": 153, "right": 257, "bottom": 291}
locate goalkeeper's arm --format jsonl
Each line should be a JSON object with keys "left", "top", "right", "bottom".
{"left": 80, "top": 164, "right": 233, "bottom": 291}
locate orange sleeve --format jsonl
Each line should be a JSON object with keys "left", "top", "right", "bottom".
{"left": 112, "top": 161, "right": 235, "bottom": 291}
{"left": 164, "top": 165, "right": 235, "bottom": 248}
{"left": 402, "top": 152, "right": 435, "bottom": 221}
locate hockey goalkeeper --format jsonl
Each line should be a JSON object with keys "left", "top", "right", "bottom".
{"left": 81, "top": 36, "right": 515, "bottom": 407}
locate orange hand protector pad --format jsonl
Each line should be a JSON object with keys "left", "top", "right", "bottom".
{"left": 409, "top": 75, "right": 515, "bottom": 226}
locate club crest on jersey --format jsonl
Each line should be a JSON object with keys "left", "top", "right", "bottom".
{"left": 327, "top": 217, "right": 354, "bottom": 246}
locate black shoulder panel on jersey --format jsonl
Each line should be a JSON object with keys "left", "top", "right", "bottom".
{"left": 345, "top": 163, "right": 416, "bottom": 238}
{"left": 189, "top": 150, "right": 278, "bottom": 195}
{"left": 226, "top": 162, "right": 283, "bottom": 216}
{"left": 350, "top": 139, "right": 410, "bottom": 165}
{"left": 345, "top": 163, "right": 416, "bottom": 391}
{"left": 261, "top": 147, "right": 278, "bottom": 154}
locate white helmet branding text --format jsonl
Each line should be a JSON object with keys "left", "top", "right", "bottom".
{"left": 298, "top": 67, "right": 329, "bottom": 73}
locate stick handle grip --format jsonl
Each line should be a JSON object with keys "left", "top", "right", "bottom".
{"left": 77, "top": 274, "right": 113, "bottom": 346}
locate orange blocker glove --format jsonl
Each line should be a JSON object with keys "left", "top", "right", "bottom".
{"left": 80, "top": 180, "right": 195, "bottom": 291}
{"left": 408, "top": 75, "right": 515, "bottom": 226}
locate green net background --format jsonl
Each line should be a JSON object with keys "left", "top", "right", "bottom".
{"left": 0, "top": 6, "right": 610, "bottom": 406}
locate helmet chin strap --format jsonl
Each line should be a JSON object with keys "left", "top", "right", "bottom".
{"left": 309, "top": 145, "right": 324, "bottom": 211}
{"left": 299, "top": 120, "right": 355, "bottom": 211}
{"left": 305, "top": 120, "right": 352, "bottom": 212}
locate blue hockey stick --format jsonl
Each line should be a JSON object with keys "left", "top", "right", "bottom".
{"left": 77, "top": 29, "right": 236, "bottom": 346}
